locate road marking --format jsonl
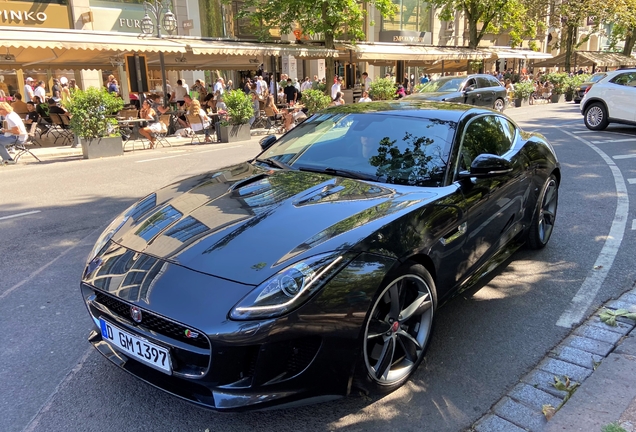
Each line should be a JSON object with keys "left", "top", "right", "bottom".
{"left": 0, "top": 227, "right": 100, "bottom": 301}
{"left": 0, "top": 210, "right": 41, "bottom": 221}
{"left": 22, "top": 346, "right": 94, "bottom": 432}
{"left": 628, "top": 179, "right": 636, "bottom": 184}
{"left": 613, "top": 154, "right": 636, "bottom": 160}
{"left": 571, "top": 130, "right": 598, "bottom": 134}
{"left": 556, "top": 130, "right": 629, "bottom": 328}
{"left": 135, "top": 145, "right": 242, "bottom": 163}
{"left": 592, "top": 138, "right": 636, "bottom": 144}
{"left": 633, "top": 219, "right": 636, "bottom": 230}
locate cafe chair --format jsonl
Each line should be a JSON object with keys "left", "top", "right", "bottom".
{"left": 48, "top": 113, "right": 73, "bottom": 145}
{"left": 186, "top": 114, "right": 214, "bottom": 144}
{"left": 8, "top": 122, "right": 42, "bottom": 163}
{"left": 152, "top": 115, "right": 172, "bottom": 148}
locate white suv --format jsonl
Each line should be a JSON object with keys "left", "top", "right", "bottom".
{"left": 580, "top": 68, "right": 636, "bottom": 130}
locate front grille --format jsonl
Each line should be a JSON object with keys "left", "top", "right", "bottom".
{"left": 93, "top": 290, "right": 210, "bottom": 350}
{"left": 287, "top": 337, "right": 321, "bottom": 376}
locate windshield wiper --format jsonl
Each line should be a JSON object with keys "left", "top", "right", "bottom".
{"left": 255, "top": 158, "right": 294, "bottom": 170}
{"left": 298, "top": 166, "right": 379, "bottom": 181}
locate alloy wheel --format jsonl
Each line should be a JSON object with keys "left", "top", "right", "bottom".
{"left": 586, "top": 105, "right": 604, "bottom": 128}
{"left": 538, "top": 178, "right": 558, "bottom": 244}
{"left": 494, "top": 98, "right": 505, "bottom": 112}
{"left": 363, "top": 274, "right": 433, "bottom": 385}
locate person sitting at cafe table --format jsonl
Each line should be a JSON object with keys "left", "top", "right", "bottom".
{"left": 32, "top": 96, "right": 49, "bottom": 121}
{"left": 189, "top": 99, "right": 213, "bottom": 143}
{"left": 176, "top": 94, "right": 193, "bottom": 128}
{"left": 264, "top": 94, "right": 281, "bottom": 121}
{"left": 138, "top": 99, "right": 161, "bottom": 149}
{"left": 0, "top": 102, "right": 28, "bottom": 165}
{"left": 24, "top": 102, "right": 40, "bottom": 125}
{"left": 48, "top": 98, "right": 68, "bottom": 116}
{"left": 10, "top": 93, "right": 28, "bottom": 115}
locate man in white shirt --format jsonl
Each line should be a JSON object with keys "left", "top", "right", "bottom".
{"left": 171, "top": 79, "right": 188, "bottom": 107}
{"left": 255, "top": 76, "right": 265, "bottom": 95}
{"left": 213, "top": 78, "right": 224, "bottom": 95}
{"left": 34, "top": 81, "right": 47, "bottom": 101}
{"left": 23, "top": 77, "right": 35, "bottom": 103}
{"left": 300, "top": 77, "right": 312, "bottom": 92}
{"left": 362, "top": 72, "right": 372, "bottom": 92}
{"left": 0, "top": 102, "right": 28, "bottom": 164}
{"left": 330, "top": 75, "right": 341, "bottom": 100}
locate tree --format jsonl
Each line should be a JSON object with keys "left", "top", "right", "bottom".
{"left": 427, "top": 0, "right": 544, "bottom": 50}
{"left": 599, "top": 0, "right": 636, "bottom": 55}
{"left": 232, "top": 0, "right": 397, "bottom": 84}
{"left": 553, "top": 0, "right": 599, "bottom": 72}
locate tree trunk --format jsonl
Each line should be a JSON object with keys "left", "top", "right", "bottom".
{"left": 623, "top": 27, "right": 636, "bottom": 56}
{"left": 325, "top": 31, "right": 336, "bottom": 92}
{"left": 467, "top": 10, "right": 479, "bottom": 49}
{"left": 563, "top": 24, "right": 575, "bottom": 73}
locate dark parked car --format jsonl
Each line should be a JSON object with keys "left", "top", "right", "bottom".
{"left": 81, "top": 101, "right": 560, "bottom": 411}
{"left": 574, "top": 72, "right": 607, "bottom": 103}
{"left": 405, "top": 74, "right": 508, "bottom": 112}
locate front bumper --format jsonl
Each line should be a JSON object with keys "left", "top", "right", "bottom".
{"left": 80, "top": 243, "right": 396, "bottom": 410}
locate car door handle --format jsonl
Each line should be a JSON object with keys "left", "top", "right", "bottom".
{"left": 440, "top": 222, "right": 467, "bottom": 245}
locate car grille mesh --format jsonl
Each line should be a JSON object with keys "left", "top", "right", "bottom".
{"left": 93, "top": 290, "right": 210, "bottom": 350}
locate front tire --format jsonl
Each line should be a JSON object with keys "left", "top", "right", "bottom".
{"left": 354, "top": 262, "right": 437, "bottom": 395}
{"left": 527, "top": 174, "right": 559, "bottom": 249}
{"left": 584, "top": 102, "right": 609, "bottom": 130}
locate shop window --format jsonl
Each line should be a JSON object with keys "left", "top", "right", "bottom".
{"left": 381, "top": 0, "right": 432, "bottom": 33}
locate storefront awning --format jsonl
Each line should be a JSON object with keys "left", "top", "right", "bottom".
{"left": 340, "top": 43, "right": 491, "bottom": 62}
{"left": 189, "top": 41, "right": 338, "bottom": 58}
{"left": 533, "top": 51, "right": 636, "bottom": 68}
{"left": 0, "top": 27, "right": 187, "bottom": 54}
{"left": 484, "top": 47, "right": 553, "bottom": 60}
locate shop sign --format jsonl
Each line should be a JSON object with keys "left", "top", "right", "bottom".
{"left": 379, "top": 30, "right": 431, "bottom": 45}
{"left": 0, "top": 1, "right": 71, "bottom": 28}
{"left": 89, "top": 0, "right": 146, "bottom": 33}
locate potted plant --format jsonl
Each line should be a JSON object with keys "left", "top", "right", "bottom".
{"left": 300, "top": 89, "right": 331, "bottom": 115}
{"left": 218, "top": 89, "right": 254, "bottom": 143}
{"left": 369, "top": 77, "right": 397, "bottom": 101}
{"left": 545, "top": 72, "right": 568, "bottom": 103}
{"left": 513, "top": 81, "right": 534, "bottom": 107}
{"left": 65, "top": 87, "right": 124, "bottom": 159}
{"left": 565, "top": 74, "right": 590, "bottom": 102}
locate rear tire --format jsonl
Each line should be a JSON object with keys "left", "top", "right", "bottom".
{"left": 527, "top": 174, "right": 559, "bottom": 249}
{"left": 353, "top": 262, "right": 437, "bottom": 395}
{"left": 493, "top": 98, "right": 505, "bottom": 112}
{"left": 583, "top": 102, "right": 609, "bottom": 130}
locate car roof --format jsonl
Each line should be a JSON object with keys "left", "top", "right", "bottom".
{"left": 603, "top": 68, "right": 636, "bottom": 77}
{"left": 318, "top": 100, "right": 492, "bottom": 122}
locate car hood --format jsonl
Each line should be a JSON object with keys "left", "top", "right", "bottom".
{"left": 110, "top": 162, "right": 433, "bottom": 285}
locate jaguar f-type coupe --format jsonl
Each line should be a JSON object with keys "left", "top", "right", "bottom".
{"left": 81, "top": 101, "right": 560, "bottom": 411}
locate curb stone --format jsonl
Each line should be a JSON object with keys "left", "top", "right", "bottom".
{"left": 470, "top": 287, "right": 636, "bottom": 431}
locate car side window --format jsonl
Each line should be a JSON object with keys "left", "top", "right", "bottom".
{"left": 457, "top": 115, "right": 514, "bottom": 172}
{"left": 611, "top": 72, "right": 636, "bottom": 87}
{"left": 489, "top": 77, "right": 503, "bottom": 87}
{"left": 464, "top": 79, "right": 476, "bottom": 91}
{"left": 476, "top": 77, "right": 491, "bottom": 88}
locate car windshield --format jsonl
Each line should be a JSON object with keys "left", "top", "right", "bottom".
{"left": 589, "top": 73, "right": 606, "bottom": 83}
{"left": 417, "top": 77, "right": 465, "bottom": 93}
{"left": 258, "top": 113, "right": 456, "bottom": 187}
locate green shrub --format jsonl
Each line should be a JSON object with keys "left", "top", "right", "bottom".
{"left": 65, "top": 87, "right": 123, "bottom": 140}
{"left": 369, "top": 77, "right": 396, "bottom": 101}
{"left": 514, "top": 81, "right": 535, "bottom": 99}
{"left": 301, "top": 89, "right": 331, "bottom": 115}
{"left": 223, "top": 90, "right": 254, "bottom": 125}
{"left": 544, "top": 73, "right": 569, "bottom": 94}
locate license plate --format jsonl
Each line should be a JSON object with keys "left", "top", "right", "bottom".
{"left": 99, "top": 318, "right": 172, "bottom": 374}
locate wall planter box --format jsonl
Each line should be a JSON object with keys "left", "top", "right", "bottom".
{"left": 219, "top": 123, "right": 251, "bottom": 143}
{"left": 81, "top": 136, "right": 124, "bottom": 159}
{"left": 514, "top": 98, "right": 529, "bottom": 108}
{"left": 551, "top": 94, "right": 565, "bottom": 104}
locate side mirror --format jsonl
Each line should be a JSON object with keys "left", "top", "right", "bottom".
{"left": 458, "top": 154, "right": 513, "bottom": 179}
{"left": 259, "top": 135, "right": 277, "bottom": 151}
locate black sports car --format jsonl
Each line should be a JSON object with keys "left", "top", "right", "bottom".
{"left": 81, "top": 101, "right": 560, "bottom": 411}
{"left": 573, "top": 72, "right": 607, "bottom": 103}
{"left": 405, "top": 74, "right": 508, "bottom": 112}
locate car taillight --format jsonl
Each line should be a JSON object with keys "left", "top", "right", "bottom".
{"left": 584, "top": 85, "right": 592, "bottom": 94}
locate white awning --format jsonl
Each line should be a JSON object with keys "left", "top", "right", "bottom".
{"left": 189, "top": 41, "right": 338, "bottom": 58}
{"left": 484, "top": 47, "right": 553, "bottom": 60}
{"left": 340, "top": 43, "right": 491, "bottom": 61}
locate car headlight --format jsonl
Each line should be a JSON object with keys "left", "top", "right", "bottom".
{"left": 230, "top": 252, "right": 351, "bottom": 320}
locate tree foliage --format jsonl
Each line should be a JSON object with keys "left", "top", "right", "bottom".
{"left": 369, "top": 77, "right": 396, "bottom": 101}
{"left": 300, "top": 89, "right": 331, "bottom": 114}
{"left": 232, "top": 0, "right": 397, "bottom": 81}
{"left": 427, "top": 0, "right": 544, "bottom": 49}
{"left": 598, "top": 0, "right": 636, "bottom": 55}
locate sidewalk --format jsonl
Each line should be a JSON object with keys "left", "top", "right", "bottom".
{"left": 473, "top": 289, "right": 636, "bottom": 432}
{"left": 11, "top": 128, "right": 274, "bottom": 164}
